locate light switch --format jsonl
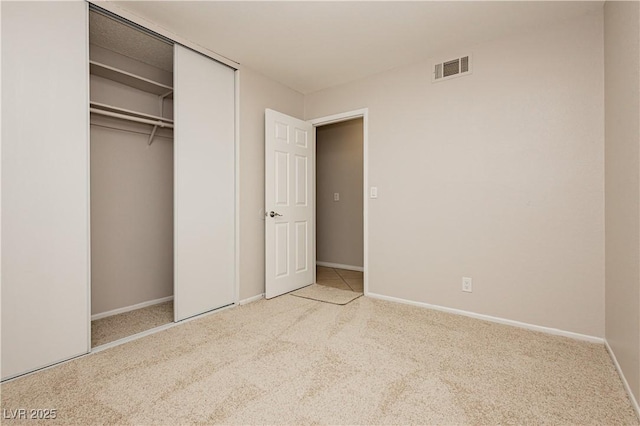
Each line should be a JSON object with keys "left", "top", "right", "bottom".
{"left": 370, "top": 187, "right": 378, "bottom": 198}
{"left": 334, "top": 193, "right": 340, "bottom": 201}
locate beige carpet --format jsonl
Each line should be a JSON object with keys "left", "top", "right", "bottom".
{"left": 2, "top": 295, "right": 638, "bottom": 425}
{"left": 91, "top": 300, "right": 174, "bottom": 347}
{"left": 291, "top": 283, "right": 363, "bottom": 305}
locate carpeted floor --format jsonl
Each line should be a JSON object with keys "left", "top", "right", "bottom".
{"left": 2, "top": 295, "right": 638, "bottom": 425}
{"left": 91, "top": 300, "right": 174, "bottom": 347}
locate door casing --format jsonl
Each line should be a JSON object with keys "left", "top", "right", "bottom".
{"left": 309, "top": 108, "right": 369, "bottom": 295}
{"left": 309, "top": 108, "right": 369, "bottom": 290}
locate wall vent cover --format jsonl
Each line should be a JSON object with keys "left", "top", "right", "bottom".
{"left": 433, "top": 54, "right": 472, "bottom": 82}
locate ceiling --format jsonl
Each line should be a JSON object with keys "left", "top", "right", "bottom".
{"left": 90, "top": 10, "right": 173, "bottom": 72}
{"left": 108, "top": 1, "right": 603, "bottom": 94}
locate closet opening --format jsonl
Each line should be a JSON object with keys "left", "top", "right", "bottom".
{"left": 89, "top": 9, "right": 175, "bottom": 348}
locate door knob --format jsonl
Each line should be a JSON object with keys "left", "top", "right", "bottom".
{"left": 268, "top": 211, "right": 282, "bottom": 218}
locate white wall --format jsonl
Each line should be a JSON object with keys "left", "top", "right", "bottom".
{"left": 305, "top": 11, "right": 605, "bottom": 337}
{"left": 316, "top": 119, "right": 364, "bottom": 268}
{"left": 238, "top": 67, "right": 305, "bottom": 301}
{"left": 604, "top": 0, "right": 640, "bottom": 406}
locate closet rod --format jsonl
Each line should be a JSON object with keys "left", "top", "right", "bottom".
{"left": 90, "top": 108, "right": 174, "bottom": 129}
{"left": 90, "top": 122, "right": 172, "bottom": 139}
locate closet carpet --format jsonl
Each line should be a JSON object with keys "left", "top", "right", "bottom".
{"left": 91, "top": 301, "right": 174, "bottom": 347}
{"left": 2, "top": 296, "right": 638, "bottom": 425}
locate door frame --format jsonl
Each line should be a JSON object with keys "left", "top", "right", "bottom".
{"left": 309, "top": 108, "right": 369, "bottom": 295}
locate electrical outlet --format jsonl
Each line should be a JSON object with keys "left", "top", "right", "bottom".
{"left": 462, "top": 277, "right": 472, "bottom": 293}
{"left": 334, "top": 192, "right": 340, "bottom": 201}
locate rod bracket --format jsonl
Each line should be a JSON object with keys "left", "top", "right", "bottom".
{"left": 148, "top": 125, "right": 158, "bottom": 145}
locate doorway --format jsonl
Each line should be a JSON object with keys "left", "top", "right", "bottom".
{"left": 311, "top": 109, "right": 369, "bottom": 295}
{"left": 315, "top": 118, "right": 364, "bottom": 294}
{"left": 264, "top": 108, "right": 369, "bottom": 299}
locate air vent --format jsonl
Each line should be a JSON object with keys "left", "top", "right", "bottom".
{"left": 432, "top": 54, "right": 472, "bottom": 82}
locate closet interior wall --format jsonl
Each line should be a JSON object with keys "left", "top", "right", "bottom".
{"left": 89, "top": 11, "right": 175, "bottom": 317}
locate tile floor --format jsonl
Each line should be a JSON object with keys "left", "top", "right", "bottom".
{"left": 316, "top": 266, "right": 364, "bottom": 293}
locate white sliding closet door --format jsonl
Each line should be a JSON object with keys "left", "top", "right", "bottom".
{"left": 1, "top": 2, "right": 90, "bottom": 379}
{"left": 174, "top": 45, "right": 235, "bottom": 321}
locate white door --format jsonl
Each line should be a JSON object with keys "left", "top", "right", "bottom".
{"left": 265, "top": 109, "right": 315, "bottom": 298}
{"left": 174, "top": 45, "right": 235, "bottom": 321}
{"left": 1, "top": 1, "right": 90, "bottom": 380}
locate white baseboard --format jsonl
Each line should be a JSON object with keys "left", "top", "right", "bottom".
{"left": 366, "top": 292, "right": 604, "bottom": 344}
{"left": 239, "top": 293, "right": 264, "bottom": 305}
{"left": 91, "top": 296, "right": 174, "bottom": 321}
{"left": 316, "top": 261, "right": 364, "bottom": 272}
{"left": 605, "top": 339, "right": 640, "bottom": 420}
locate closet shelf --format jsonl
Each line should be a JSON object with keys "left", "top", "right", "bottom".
{"left": 90, "top": 61, "right": 173, "bottom": 96}
{"left": 90, "top": 102, "right": 173, "bottom": 124}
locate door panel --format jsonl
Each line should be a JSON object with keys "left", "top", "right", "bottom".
{"left": 275, "top": 223, "right": 289, "bottom": 277}
{"left": 295, "top": 221, "right": 309, "bottom": 272}
{"left": 295, "top": 156, "right": 308, "bottom": 205}
{"left": 1, "top": 1, "right": 90, "bottom": 380}
{"left": 275, "top": 151, "right": 289, "bottom": 205}
{"left": 174, "top": 45, "right": 235, "bottom": 321}
{"left": 265, "top": 110, "right": 314, "bottom": 298}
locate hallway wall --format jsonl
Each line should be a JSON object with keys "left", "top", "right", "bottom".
{"left": 316, "top": 119, "right": 364, "bottom": 268}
